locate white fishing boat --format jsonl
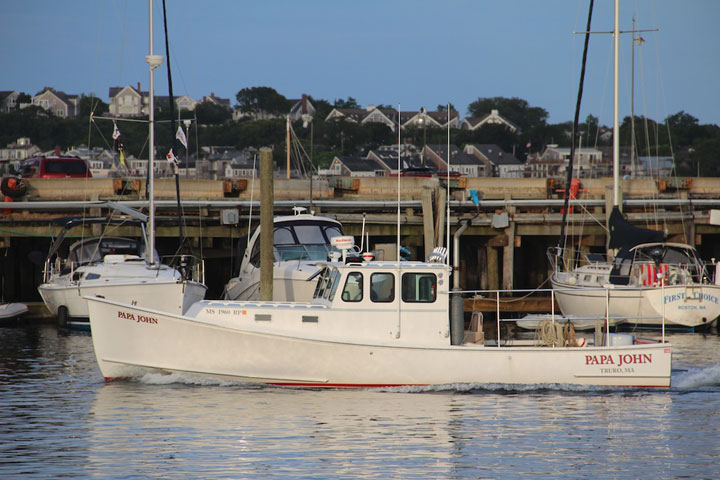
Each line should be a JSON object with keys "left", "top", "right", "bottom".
{"left": 87, "top": 239, "right": 671, "bottom": 388}
{"left": 224, "top": 209, "right": 347, "bottom": 302}
{"left": 38, "top": 0, "right": 206, "bottom": 329}
{"left": 548, "top": 0, "right": 720, "bottom": 329}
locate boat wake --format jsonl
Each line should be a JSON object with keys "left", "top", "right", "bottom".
{"left": 672, "top": 364, "right": 720, "bottom": 389}
{"left": 136, "top": 372, "right": 248, "bottom": 387}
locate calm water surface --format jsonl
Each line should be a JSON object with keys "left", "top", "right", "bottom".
{"left": 1, "top": 325, "right": 719, "bottom": 479}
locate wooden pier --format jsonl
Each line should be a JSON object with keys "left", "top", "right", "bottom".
{"left": 3, "top": 175, "right": 720, "bottom": 308}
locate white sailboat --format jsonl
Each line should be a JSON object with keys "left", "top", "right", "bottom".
{"left": 38, "top": 0, "right": 206, "bottom": 329}
{"left": 548, "top": 0, "right": 720, "bottom": 329}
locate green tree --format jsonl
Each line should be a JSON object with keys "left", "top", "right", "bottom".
{"left": 467, "top": 96, "right": 548, "bottom": 133}
{"left": 333, "top": 97, "right": 360, "bottom": 109}
{"left": 236, "top": 86, "right": 290, "bottom": 116}
{"left": 78, "top": 94, "right": 108, "bottom": 118}
{"left": 195, "top": 102, "right": 232, "bottom": 125}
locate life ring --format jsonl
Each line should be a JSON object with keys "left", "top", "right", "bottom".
{"left": 1, "top": 176, "right": 28, "bottom": 199}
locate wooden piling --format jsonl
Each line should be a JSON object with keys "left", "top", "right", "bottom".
{"left": 260, "top": 147, "right": 274, "bottom": 301}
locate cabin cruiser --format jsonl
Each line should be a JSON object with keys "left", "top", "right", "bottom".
{"left": 224, "top": 210, "right": 347, "bottom": 302}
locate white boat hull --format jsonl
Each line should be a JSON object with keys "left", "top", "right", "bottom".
{"left": 552, "top": 276, "right": 720, "bottom": 329}
{"left": 0, "top": 302, "right": 28, "bottom": 321}
{"left": 40, "top": 280, "right": 206, "bottom": 329}
{"left": 224, "top": 264, "right": 321, "bottom": 302}
{"left": 87, "top": 297, "right": 671, "bottom": 388}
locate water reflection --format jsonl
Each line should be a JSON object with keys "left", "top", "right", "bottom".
{"left": 2, "top": 327, "right": 720, "bottom": 479}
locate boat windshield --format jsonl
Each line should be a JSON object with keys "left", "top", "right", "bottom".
{"left": 273, "top": 223, "right": 343, "bottom": 262}
{"left": 68, "top": 237, "right": 145, "bottom": 265}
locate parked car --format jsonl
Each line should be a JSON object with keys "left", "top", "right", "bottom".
{"left": 20, "top": 156, "right": 92, "bottom": 179}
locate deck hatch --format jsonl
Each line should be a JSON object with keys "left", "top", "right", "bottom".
{"left": 255, "top": 314, "right": 272, "bottom": 322}
{"left": 302, "top": 315, "right": 319, "bottom": 323}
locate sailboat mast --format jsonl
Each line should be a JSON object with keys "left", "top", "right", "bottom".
{"left": 612, "top": 0, "right": 620, "bottom": 209}
{"left": 146, "top": 0, "right": 164, "bottom": 263}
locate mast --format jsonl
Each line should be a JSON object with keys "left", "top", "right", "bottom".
{"left": 612, "top": 0, "right": 620, "bottom": 209}
{"left": 146, "top": 0, "right": 164, "bottom": 263}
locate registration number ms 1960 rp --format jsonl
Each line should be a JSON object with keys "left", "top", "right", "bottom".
{"left": 117, "top": 310, "right": 158, "bottom": 324}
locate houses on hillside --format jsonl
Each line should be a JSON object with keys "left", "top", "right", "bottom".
{"left": 108, "top": 84, "right": 231, "bottom": 117}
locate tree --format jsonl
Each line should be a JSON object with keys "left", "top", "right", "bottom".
{"left": 307, "top": 96, "right": 333, "bottom": 120}
{"left": 78, "top": 94, "right": 108, "bottom": 118}
{"left": 665, "top": 111, "right": 702, "bottom": 148}
{"left": 195, "top": 102, "right": 232, "bottom": 125}
{"left": 333, "top": 97, "right": 360, "bottom": 109}
{"left": 235, "top": 86, "right": 290, "bottom": 116}
{"left": 437, "top": 103, "right": 456, "bottom": 112}
{"left": 467, "top": 96, "right": 548, "bottom": 133}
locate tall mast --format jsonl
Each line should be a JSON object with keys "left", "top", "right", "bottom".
{"left": 146, "top": 0, "right": 164, "bottom": 263}
{"left": 612, "top": 0, "right": 620, "bottom": 208}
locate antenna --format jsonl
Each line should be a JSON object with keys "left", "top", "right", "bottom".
{"left": 446, "top": 102, "right": 451, "bottom": 263}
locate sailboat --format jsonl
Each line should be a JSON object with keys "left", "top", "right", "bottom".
{"left": 37, "top": 0, "right": 206, "bottom": 329}
{"left": 548, "top": 0, "right": 720, "bottom": 329}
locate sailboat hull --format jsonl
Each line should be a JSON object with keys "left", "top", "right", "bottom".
{"left": 40, "top": 278, "right": 206, "bottom": 330}
{"left": 87, "top": 296, "right": 671, "bottom": 388}
{"left": 552, "top": 275, "right": 720, "bottom": 328}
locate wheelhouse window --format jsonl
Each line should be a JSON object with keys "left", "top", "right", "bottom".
{"left": 402, "top": 273, "right": 436, "bottom": 303}
{"left": 341, "top": 272, "right": 363, "bottom": 302}
{"left": 370, "top": 273, "right": 395, "bottom": 303}
{"left": 313, "top": 267, "right": 341, "bottom": 301}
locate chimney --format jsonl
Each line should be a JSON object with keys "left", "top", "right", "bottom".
{"left": 211, "top": 92, "right": 215, "bottom": 98}
{"left": 137, "top": 82, "right": 141, "bottom": 92}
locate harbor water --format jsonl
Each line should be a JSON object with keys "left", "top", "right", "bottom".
{"left": 1, "top": 325, "right": 719, "bottom": 479}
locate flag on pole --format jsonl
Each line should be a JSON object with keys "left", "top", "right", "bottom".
{"left": 117, "top": 139, "right": 127, "bottom": 167}
{"left": 166, "top": 148, "right": 179, "bottom": 174}
{"left": 112, "top": 122, "right": 121, "bottom": 140}
{"left": 175, "top": 125, "right": 188, "bottom": 149}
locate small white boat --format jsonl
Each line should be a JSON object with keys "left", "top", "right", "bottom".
{"left": 224, "top": 210, "right": 347, "bottom": 302}
{"left": 87, "top": 243, "right": 672, "bottom": 388}
{"left": 38, "top": 215, "right": 206, "bottom": 330}
{"left": 0, "top": 302, "right": 28, "bottom": 323}
{"left": 515, "top": 313, "right": 626, "bottom": 332}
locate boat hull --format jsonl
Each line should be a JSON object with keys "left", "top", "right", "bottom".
{"left": 551, "top": 276, "right": 720, "bottom": 329}
{"left": 40, "top": 280, "right": 206, "bottom": 329}
{"left": 87, "top": 297, "right": 671, "bottom": 388}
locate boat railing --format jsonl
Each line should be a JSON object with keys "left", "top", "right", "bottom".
{"left": 161, "top": 254, "right": 205, "bottom": 284}
{"left": 546, "top": 246, "right": 609, "bottom": 273}
{"left": 457, "top": 286, "right": 667, "bottom": 347}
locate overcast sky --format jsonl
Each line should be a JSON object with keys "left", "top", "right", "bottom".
{"left": 2, "top": 0, "right": 718, "bottom": 126}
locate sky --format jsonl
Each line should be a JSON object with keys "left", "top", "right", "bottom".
{"left": 2, "top": 0, "right": 719, "bottom": 127}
